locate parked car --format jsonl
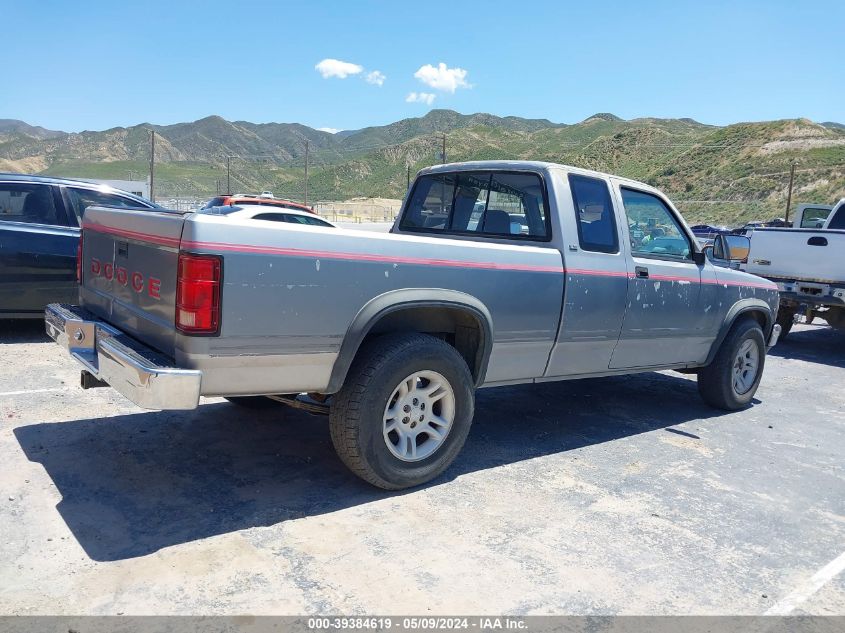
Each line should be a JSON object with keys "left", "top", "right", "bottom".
{"left": 0, "top": 173, "right": 158, "bottom": 318}
{"left": 742, "top": 198, "right": 845, "bottom": 339}
{"left": 689, "top": 224, "right": 729, "bottom": 239}
{"left": 732, "top": 221, "right": 765, "bottom": 236}
{"left": 202, "top": 194, "right": 314, "bottom": 214}
{"left": 46, "top": 161, "right": 780, "bottom": 489}
{"left": 205, "top": 204, "right": 336, "bottom": 227}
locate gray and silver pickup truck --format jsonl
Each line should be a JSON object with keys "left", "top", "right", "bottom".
{"left": 46, "top": 161, "right": 781, "bottom": 489}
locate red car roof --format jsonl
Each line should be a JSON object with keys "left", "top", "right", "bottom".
{"left": 219, "top": 196, "right": 314, "bottom": 213}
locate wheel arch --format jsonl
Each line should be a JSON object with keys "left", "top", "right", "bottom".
{"left": 704, "top": 298, "right": 773, "bottom": 366}
{"left": 326, "top": 289, "right": 494, "bottom": 393}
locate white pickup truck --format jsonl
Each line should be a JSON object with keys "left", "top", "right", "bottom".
{"left": 745, "top": 198, "right": 845, "bottom": 337}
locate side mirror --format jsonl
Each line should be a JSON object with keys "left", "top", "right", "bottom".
{"left": 713, "top": 234, "right": 750, "bottom": 262}
{"left": 702, "top": 244, "right": 714, "bottom": 260}
{"left": 723, "top": 234, "right": 750, "bottom": 262}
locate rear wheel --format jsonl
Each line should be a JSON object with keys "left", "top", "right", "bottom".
{"left": 329, "top": 333, "right": 475, "bottom": 490}
{"left": 698, "top": 318, "right": 766, "bottom": 410}
{"left": 776, "top": 308, "right": 795, "bottom": 340}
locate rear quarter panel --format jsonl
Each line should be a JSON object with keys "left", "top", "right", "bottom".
{"left": 177, "top": 215, "right": 565, "bottom": 396}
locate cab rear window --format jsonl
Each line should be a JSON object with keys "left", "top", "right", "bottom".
{"left": 400, "top": 171, "right": 549, "bottom": 240}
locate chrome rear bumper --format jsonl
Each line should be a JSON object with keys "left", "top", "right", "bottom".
{"left": 45, "top": 303, "right": 201, "bottom": 410}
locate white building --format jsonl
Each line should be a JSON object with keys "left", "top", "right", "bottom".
{"left": 80, "top": 178, "right": 150, "bottom": 200}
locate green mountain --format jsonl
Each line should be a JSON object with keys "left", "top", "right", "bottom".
{"left": 1, "top": 110, "right": 843, "bottom": 225}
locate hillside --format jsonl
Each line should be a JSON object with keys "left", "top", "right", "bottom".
{"left": 1, "top": 109, "right": 843, "bottom": 225}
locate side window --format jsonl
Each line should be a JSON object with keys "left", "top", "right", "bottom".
{"left": 253, "top": 213, "right": 287, "bottom": 223}
{"left": 485, "top": 173, "right": 548, "bottom": 238}
{"left": 400, "top": 171, "right": 548, "bottom": 239}
{"left": 253, "top": 213, "right": 332, "bottom": 227}
{"left": 66, "top": 187, "right": 145, "bottom": 223}
{"left": 0, "top": 183, "right": 63, "bottom": 226}
{"left": 568, "top": 174, "right": 618, "bottom": 253}
{"left": 800, "top": 208, "right": 831, "bottom": 228}
{"left": 620, "top": 188, "right": 692, "bottom": 260}
{"left": 399, "top": 173, "right": 456, "bottom": 232}
{"left": 295, "top": 215, "right": 333, "bottom": 227}
{"left": 449, "top": 172, "right": 490, "bottom": 232}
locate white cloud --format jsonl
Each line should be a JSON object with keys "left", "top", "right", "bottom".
{"left": 413, "top": 63, "right": 470, "bottom": 93}
{"left": 317, "top": 127, "right": 340, "bottom": 134}
{"left": 315, "top": 58, "right": 363, "bottom": 79}
{"left": 365, "top": 70, "right": 386, "bottom": 86}
{"left": 406, "top": 92, "right": 436, "bottom": 105}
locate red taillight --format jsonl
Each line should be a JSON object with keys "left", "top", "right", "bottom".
{"left": 76, "top": 234, "right": 83, "bottom": 284}
{"left": 176, "top": 253, "right": 222, "bottom": 335}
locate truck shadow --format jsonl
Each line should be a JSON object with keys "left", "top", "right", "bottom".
{"left": 767, "top": 324, "right": 845, "bottom": 369}
{"left": 15, "top": 371, "right": 731, "bottom": 562}
{"left": 0, "top": 320, "right": 50, "bottom": 344}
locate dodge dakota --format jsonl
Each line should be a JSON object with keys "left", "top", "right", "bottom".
{"left": 46, "top": 161, "right": 781, "bottom": 489}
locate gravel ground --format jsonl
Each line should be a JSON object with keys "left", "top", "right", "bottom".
{"left": 0, "top": 320, "right": 843, "bottom": 615}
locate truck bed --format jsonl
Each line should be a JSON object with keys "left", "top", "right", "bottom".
{"left": 78, "top": 205, "right": 565, "bottom": 396}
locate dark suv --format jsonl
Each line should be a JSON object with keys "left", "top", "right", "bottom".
{"left": 0, "top": 174, "right": 158, "bottom": 318}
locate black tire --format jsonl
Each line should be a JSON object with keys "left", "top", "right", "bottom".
{"left": 223, "top": 396, "right": 281, "bottom": 410}
{"left": 329, "top": 333, "right": 475, "bottom": 490}
{"left": 698, "top": 318, "right": 766, "bottom": 410}
{"left": 776, "top": 309, "right": 795, "bottom": 341}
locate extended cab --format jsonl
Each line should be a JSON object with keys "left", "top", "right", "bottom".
{"left": 46, "top": 161, "right": 780, "bottom": 489}
{"left": 744, "top": 198, "right": 845, "bottom": 338}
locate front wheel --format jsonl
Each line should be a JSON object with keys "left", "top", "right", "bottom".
{"left": 329, "top": 333, "right": 475, "bottom": 490}
{"left": 698, "top": 318, "right": 766, "bottom": 410}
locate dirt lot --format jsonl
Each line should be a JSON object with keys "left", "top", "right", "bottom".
{"left": 0, "top": 321, "right": 843, "bottom": 615}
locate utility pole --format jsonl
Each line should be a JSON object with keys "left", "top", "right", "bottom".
{"left": 407, "top": 163, "right": 411, "bottom": 190}
{"left": 785, "top": 161, "right": 796, "bottom": 224}
{"left": 441, "top": 133, "right": 447, "bottom": 163}
{"left": 148, "top": 130, "right": 155, "bottom": 203}
{"left": 226, "top": 156, "right": 231, "bottom": 194}
{"left": 304, "top": 140, "right": 310, "bottom": 206}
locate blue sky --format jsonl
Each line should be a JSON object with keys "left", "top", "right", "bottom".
{"left": 3, "top": 0, "right": 843, "bottom": 132}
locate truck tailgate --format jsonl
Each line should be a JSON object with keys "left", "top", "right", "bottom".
{"left": 81, "top": 206, "right": 187, "bottom": 357}
{"left": 747, "top": 228, "right": 845, "bottom": 283}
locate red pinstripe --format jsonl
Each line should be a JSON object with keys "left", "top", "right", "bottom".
{"left": 81, "top": 223, "right": 777, "bottom": 290}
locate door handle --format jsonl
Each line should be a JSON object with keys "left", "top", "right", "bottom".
{"left": 635, "top": 266, "right": 649, "bottom": 279}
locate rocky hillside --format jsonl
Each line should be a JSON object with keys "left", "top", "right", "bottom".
{"left": 1, "top": 110, "right": 843, "bottom": 225}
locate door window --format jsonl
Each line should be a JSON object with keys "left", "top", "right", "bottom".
{"left": 0, "top": 183, "right": 63, "bottom": 226}
{"left": 569, "top": 174, "right": 618, "bottom": 253}
{"left": 620, "top": 188, "right": 692, "bottom": 260}
{"left": 66, "top": 187, "right": 146, "bottom": 222}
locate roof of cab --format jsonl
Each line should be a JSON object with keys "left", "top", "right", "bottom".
{"left": 419, "top": 160, "right": 657, "bottom": 192}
